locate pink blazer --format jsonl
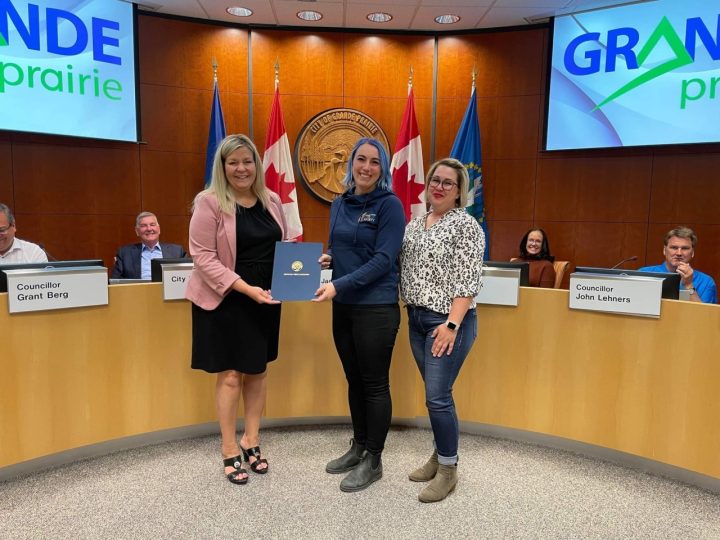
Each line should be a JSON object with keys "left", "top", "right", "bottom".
{"left": 185, "top": 191, "right": 289, "bottom": 310}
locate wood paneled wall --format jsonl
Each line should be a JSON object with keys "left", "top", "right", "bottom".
{"left": 1, "top": 14, "right": 718, "bottom": 289}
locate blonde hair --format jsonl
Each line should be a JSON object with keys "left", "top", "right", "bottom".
{"left": 425, "top": 158, "right": 469, "bottom": 208}
{"left": 193, "top": 134, "right": 270, "bottom": 215}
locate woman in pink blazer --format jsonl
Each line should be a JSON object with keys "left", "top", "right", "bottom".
{"left": 186, "top": 134, "right": 289, "bottom": 485}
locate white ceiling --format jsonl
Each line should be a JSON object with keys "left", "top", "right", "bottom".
{"left": 129, "top": 0, "right": 642, "bottom": 31}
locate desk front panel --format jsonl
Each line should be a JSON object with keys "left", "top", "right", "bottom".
{"left": 2, "top": 285, "right": 718, "bottom": 479}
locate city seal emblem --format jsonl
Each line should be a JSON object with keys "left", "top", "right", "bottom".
{"left": 291, "top": 260, "right": 303, "bottom": 272}
{"left": 294, "top": 108, "right": 390, "bottom": 204}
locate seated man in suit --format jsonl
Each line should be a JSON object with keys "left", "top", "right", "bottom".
{"left": 639, "top": 226, "right": 716, "bottom": 304}
{"left": 111, "top": 212, "right": 187, "bottom": 279}
{"left": 0, "top": 203, "right": 48, "bottom": 264}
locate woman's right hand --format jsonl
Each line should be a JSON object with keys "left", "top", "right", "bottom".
{"left": 319, "top": 253, "right": 332, "bottom": 269}
{"left": 233, "top": 279, "right": 280, "bottom": 304}
{"left": 245, "top": 286, "right": 280, "bottom": 304}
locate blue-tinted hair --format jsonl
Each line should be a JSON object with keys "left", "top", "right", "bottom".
{"left": 343, "top": 137, "right": 393, "bottom": 192}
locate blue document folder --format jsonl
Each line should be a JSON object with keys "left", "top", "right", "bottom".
{"left": 271, "top": 242, "right": 323, "bottom": 301}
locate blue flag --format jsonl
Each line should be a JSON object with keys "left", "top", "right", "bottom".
{"left": 450, "top": 88, "right": 489, "bottom": 259}
{"left": 204, "top": 81, "right": 226, "bottom": 187}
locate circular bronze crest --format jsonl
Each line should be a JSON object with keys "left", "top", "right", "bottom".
{"left": 294, "top": 108, "right": 390, "bottom": 204}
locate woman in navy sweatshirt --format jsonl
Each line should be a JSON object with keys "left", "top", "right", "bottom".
{"left": 314, "top": 137, "right": 406, "bottom": 492}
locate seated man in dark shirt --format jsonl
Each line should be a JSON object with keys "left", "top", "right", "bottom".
{"left": 639, "top": 226, "right": 716, "bottom": 304}
{"left": 111, "top": 212, "right": 187, "bottom": 280}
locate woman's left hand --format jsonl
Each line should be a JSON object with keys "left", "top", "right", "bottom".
{"left": 313, "top": 282, "right": 337, "bottom": 302}
{"left": 431, "top": 325, "right": 456, "bottom": 357}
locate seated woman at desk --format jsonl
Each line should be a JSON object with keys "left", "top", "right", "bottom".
{"left": 514, "top": 228, "right": 556, "bottom": 288}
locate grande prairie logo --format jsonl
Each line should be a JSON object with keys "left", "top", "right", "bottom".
{"left": 294, "top": 108, "right": 390, "bottom": 204}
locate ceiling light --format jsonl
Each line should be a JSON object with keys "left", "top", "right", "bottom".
{"left": 367, "top": 12, "right": 392, "bottom": 23}
{"left": 435, "top": 14, "right": 461, "bottom": 24}
{"left": 297, "top": 10, "right": 323, "bottom": 21}
{"left": 226, "top": 7, "right": 252, "bottom": 17}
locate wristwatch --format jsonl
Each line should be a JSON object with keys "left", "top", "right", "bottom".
{"left": 445, "top": 320, "right": 458, "bottom": 331}
{"left": 687, "top": 287, "right": 696, "bottom": 295}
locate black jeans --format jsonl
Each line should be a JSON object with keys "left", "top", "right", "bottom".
{"left": 332, "top": 302, "right": 400, "bottom": 455}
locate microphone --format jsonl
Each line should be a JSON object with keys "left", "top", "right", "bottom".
{"left": 610, "top": 255, "right": 638, "bottom": 269}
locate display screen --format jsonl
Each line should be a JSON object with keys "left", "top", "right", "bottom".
{"left": 545, "top": 0, "right": 720, "bottom": 150}
{"left": 0, "top": 0, "right": 138, "bottom": 142}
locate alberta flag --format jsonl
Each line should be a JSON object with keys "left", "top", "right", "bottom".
{"left": 390, "top": 88, "right": 425, "bottom": 222}
{"left": 204, "top": 80, "right": 226, "bottom": 187}
{"left": 263, "top": 88, "right": 303, "bottom": 241}
{"left": 450, "top": 88, "right": 489, "bottom": 259}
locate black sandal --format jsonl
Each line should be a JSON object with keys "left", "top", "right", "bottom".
{"left": 241, "top": 446, "right": 269, "bottom": 474}
{"left": 223, "top": 455, "right": 248, "bottom": 485}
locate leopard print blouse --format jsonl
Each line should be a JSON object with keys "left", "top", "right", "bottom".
{"left": 399, "top": 208, "right": 484, "bottom": 314}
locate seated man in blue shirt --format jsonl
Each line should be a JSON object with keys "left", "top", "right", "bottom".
{"left": 639, "top": 226, "right": 716, "bottom": 304}
{"left": 111, "top": 212, "right": 187, "bottom": 280}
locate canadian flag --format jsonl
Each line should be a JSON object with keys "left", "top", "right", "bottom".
{"left": 390, "top": 88, "right": 425, "bottom": 222}
{"left": 263, "top": 87, "right": 303, "bottom": 241}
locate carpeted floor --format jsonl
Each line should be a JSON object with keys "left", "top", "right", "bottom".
{"left": 1, "top": 426, "right": 719, "bottom": 539}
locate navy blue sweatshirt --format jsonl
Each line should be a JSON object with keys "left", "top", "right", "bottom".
{"left": 328, "top": 186, "right": 405, "bottom": 304}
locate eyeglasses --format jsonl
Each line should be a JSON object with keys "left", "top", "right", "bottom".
{"left": 0, "top": 225, "right": 13, "bottom": 234}
{"left": 429, "top": 177, "right": 458, "bottom": 191}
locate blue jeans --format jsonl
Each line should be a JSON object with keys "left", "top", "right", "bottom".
{"left": 407, "top": 306, "right": 477, "bottom": 465}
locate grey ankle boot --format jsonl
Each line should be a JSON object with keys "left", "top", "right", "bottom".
{"left": 409, "top": 451, "right": 438, "bottom": 482}
{"left": 418, "top": 463, "right": 457, "bottom": 503}
{"left": 326, "top": 439, "right": 366, "bottom": 474}
{"left": 339, "top": 452, "right": 382, "bottom": 492}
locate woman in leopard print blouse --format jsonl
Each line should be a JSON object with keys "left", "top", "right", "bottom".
{"left": 399, "top": 157, "right": 484, "bottom": 503}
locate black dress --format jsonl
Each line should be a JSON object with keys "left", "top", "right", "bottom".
{"left": 191, "top": 202, "right": 282, "bottom": 374}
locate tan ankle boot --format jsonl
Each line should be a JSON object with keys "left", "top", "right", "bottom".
{"left": 418, "top": 463, "right": 457, "bottom": 503}
{"left": 408, "top": 451, "right": 438, "bottom": 482}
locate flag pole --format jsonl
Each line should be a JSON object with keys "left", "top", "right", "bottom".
{"left": 449, "top": 67, "right": 489, "bottom": 258}
{"left": 391, "top": 65, "right": 425, "bottom": 222}
{"left": 263, "top": 58, "right": 304, "bottom": 241}
{"left": 204, "top": 56, "right": 227, "bottom": 187}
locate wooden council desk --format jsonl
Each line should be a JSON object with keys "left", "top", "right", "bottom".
{"left": 1, "top": 285, "right": 719, "bottom": 488}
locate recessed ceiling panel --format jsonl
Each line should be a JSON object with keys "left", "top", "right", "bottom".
{"left": 273, "top": 0, "right": 345, "bottom": 27}
{"left": 493, "top": 0, "right": 571, "bottom": 8}
{"left": 139, "top": 0, "right": 636, "bottom": 31}
{"left": 421, "top": 0, "right": 493, "bottom": 6}
{"left": 345, "top": 3, "right": 419, "bottom": 30}
{"left": 148, "top": 0, "right": 207, "bottom": 19}
{"left": 202, "top": 0, "right": 279, "bottom": 24}
{"left": 413, "top": 6, "right": 493, "bottom": 31}
{"left": 479, "top": 6, "right": 555, "bottom": 27}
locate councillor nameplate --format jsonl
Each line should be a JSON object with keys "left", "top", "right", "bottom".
{"left": 5, "top": 266, "right": 108, "bottom": 314}
{"left": 569, "top": 273, "right": 663, "bottom": 317}
{"left": 160, "top": 262, "right": 193, "bottom": 301}
{"left": 271, "top": 242, "right": 323, "bottom": 301}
